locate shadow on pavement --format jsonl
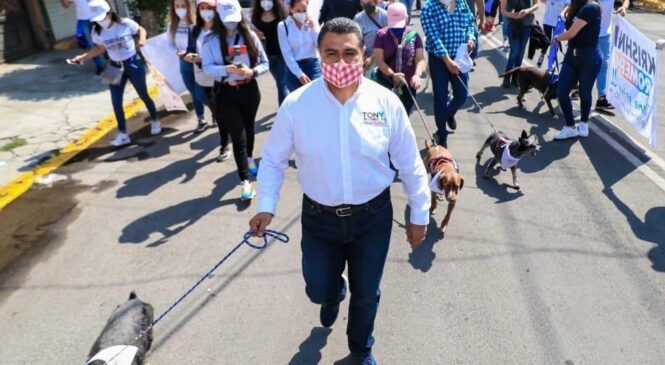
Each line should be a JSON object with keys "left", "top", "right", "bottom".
{"left": 0, "top": 50, "right": 107, "bottom": 101}
{"left": 408, "top": 219, "right": 443, "bottom": 272}
{"left": 119, "top": 172, "right": 246, "bottom": 247}
{"left": 287, "top": 327, "right": 332, "bottom": 365}
{"left": 474, "top": 157, "right": 524, "bottom": 203}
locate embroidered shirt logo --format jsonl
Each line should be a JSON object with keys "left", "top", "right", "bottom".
{"left": 362, "top": 111, "right": 387, "bottom": 126}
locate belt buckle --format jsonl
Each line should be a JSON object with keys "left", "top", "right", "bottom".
{"left": 335, "top": 207, "right": 352, "bottom": 217}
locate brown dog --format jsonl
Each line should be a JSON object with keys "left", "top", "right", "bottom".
{"left": 423, "top": 140, "right": 464, "bottom": 233}
{"left": 499, "top": 66, "right": 559, "bottom": 118}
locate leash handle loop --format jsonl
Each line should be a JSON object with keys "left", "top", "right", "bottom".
{"left": 242, "top": 229, "right": 290, "bottom": 249}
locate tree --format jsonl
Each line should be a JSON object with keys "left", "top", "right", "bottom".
{"left": 126, "top": 0, "right": 169, "bottom": 36}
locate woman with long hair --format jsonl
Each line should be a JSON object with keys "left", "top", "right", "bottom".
{"left": 201, "top": 0, "right": 269, "bottom": 200}
{"left": 500, "top": 0, "right": 539, "bottom": 87}
{"left": 71, "top": 0, "right": 161, "bottom": 147}
{"left": 552, "top": 0, "right": 601, "bottom": 140}
{"left": 251, "top": 0, "right": 290, "bottom": 105}
{"left": 183, "top": 0, "right": 232, "bottom": 161}
{"left": 277, "top": 0, "right": 322, "bottom": 92}
{"left": 169, "top": 0, "right": 210, "bottom": 132}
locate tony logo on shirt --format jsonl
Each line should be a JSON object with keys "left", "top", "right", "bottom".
{"left": 362, "top": 111, "right": 387, "bottom": 126}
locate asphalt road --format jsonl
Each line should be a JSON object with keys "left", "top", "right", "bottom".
{"left": 1, "top": 9, "right": 665, "bottom": 365}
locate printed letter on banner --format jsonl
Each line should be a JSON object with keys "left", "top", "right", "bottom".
{"left": 607, "top": 16, "right": 659, "bottom": 147}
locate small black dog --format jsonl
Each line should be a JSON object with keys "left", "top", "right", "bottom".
{"left": 475, "top": 130, "right": 539, "bottom": 190}
{"left": 499, "top": 66, "right": 559, "bottom": 118}
{"left": 86, "top": 292, "right": 154, "bottom": 365}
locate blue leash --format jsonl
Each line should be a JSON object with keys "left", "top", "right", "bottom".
{"left": 99, "top": 230, "right": 289, "bottom": 364}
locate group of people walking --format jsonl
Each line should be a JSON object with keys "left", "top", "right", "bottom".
{"left": 64, "top": 0, "right": 632, "bottom": 363}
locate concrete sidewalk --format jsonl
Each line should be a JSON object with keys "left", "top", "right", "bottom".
{"left": 0, "top": 49, "right": 151, "bottom": 188}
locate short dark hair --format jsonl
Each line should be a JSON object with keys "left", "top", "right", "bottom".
{"left": 317, "top": 17, "right": 364, "bottom": 48}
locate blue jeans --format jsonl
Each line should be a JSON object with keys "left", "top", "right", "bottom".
{"left": 428, "top": 53, "right": 468, "bottom": 142}
{"left": 505, "top": 22, "right": 530, "bottom": 72}
{"left": 179, "top": 58, "right": 206, "bottom": 118}
{"left": 109, "top": 55, "right": 158, "bottom": 133}
{"left": 268, "top": 54, "right": 290, "bottom": 105}
{"left": 301, "top": 189, "right": 392, "bottom": 354}
{"left": 557, "top": 47, "right": 602, "bottom": 127}
{"left": 76, "top": 20, "right": 105, "bottom": 70}
{"left": 286, "top": 58, "right": 322, "bottom": 92}
{"left": 596, "top": 35, "right": 611, "bottom": 97}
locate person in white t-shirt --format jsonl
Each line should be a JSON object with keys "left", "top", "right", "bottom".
{"left": 71, "top": 0, "right": 162, "bottom": 147}
{"left": 594, "top": 0, "right": 628, "bottom": 110}
{"left": 541, "top": 0, "right": 569, "bottom": 40}
{"left": 168, "top": 0, "right": 210, "bottom": 133}
{"left": 61, "top": 0, "right": 106, "bottom": 73}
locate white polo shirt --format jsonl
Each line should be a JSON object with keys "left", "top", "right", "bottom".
{"left": 277, "top": 16, "right": 320, "bottom": 78}
{"left": 257, "top": 77, "right": 431, "bottom": 225}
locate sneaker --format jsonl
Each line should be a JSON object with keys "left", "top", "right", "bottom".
{"left": 577, "top": 121, "right": 589, "bottom": 138}
{"left": 320, "top": 274, "right": 348, "bottom": 328}
{"left": 595, "top": 96, "right": 614, "bottom": 110}
{"left": 240, "top": 180, "right": 256, "bottom": 200}
{"left": 247, "top": 157, "right": 258, "bottom": 176}
{"left": 110, "top": 132, "right": 131, "bottom": 147}
{"left": 446, "top": 116, "right": 457, "bottom": 130}
{"left": 216, "top": 146, "right": 231, "bottom": 162}
{"left": 554, "top": 126, "right": 579, "bottom": 140}
{"left": 352, "top": 352, "right": 377, "bottom": 365}
{"left": 194, "top": 119, "right": 208, "bottom": 133}
{"left": 150, "top": 120, "right": 162, "bottom": 136}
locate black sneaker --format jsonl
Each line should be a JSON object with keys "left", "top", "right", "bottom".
{"left": 571, "top": 90, "right": 580, "bottom": 100}
{"left": 194, "top": 120, "right": 208, "bottom": 133}
{"left": 216, "top": 146, "right": 230, "bottom": 162}
{"left": 446, "top": 116, "right": 457, "bottom": 130}
{"left": 595, "top": 96, "right": 615, "bottom": 110}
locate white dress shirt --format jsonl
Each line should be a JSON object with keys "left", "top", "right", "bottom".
{"left": 257, "top": 77, "right": 431, "bottom": 225}
{"left": 277, "top": 16, "right": 320, "bottom": 78}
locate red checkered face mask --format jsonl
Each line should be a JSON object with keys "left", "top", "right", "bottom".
{"left": 321, "top": 61, "right": 364, "bottom": 88}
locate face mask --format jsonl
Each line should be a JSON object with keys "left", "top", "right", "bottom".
{"left": 97, "top": 17, "right": 111, "bottom": 29}
{"left": 322, "top": 61, "right": 364, "bottom": 88}
{"left": 363, "top": 3, "right": 376, "bottom": 14}
{"left": 200, "top": 9, "right": 215, "bottom": 22}
{"left": 260, "top": 0, "right": 274, "bottom": 11}
{"left": 175, "top": 8, "right": 188, "bottom": 19}
{"left": 224, "top": 21, "right": 239, "bottom": 31}
{"left": 292, "top": 12, "right": 307, "bottom": 24}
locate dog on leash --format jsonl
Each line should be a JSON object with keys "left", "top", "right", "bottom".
{"left": 499, "top": 66, "right": 559, "bottom": 118}
{"left": 475, "top": 130, "right": 539, "bottom": 190}
{"left": 424, "top": 139, "right": 464, "bottom": 233}
{"left": 86, "top": 292, "right": 154, "bottom": 365}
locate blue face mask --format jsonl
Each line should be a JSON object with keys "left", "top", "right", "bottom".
{"left": 389, "top": 27, "right": 405, "bottom": 39}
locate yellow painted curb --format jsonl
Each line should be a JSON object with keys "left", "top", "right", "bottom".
{"left": 0, "top": 86, "right": 159, "bottom": 211}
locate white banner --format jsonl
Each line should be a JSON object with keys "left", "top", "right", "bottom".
{"left": 607, "top": 16, "right": 659, "bottom": 147}
{"left": 141, "top": 33, "right": 187, "bottom": 95}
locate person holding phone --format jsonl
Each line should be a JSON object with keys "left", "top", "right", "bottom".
{"left": 185, "top": 0, "right": 232, "bottom": 162}
{"left": 201, "top": 0, "right": 269, "bottom": 200}
{"left": 169, "top": 0, "right": 210, "bottom": 133}
{"left": 278, "top": 0, "right": 322, "bottom": 91}
{"left": 71, "top": 0, "right": 161, "bottom": 147}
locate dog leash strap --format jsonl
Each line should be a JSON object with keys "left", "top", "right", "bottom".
{"left": 396, "top": 75, "right": 438, "bottom": 145}
{"left": 455, "top": 74, "right": 498, "bottom": 133}
{"left": 99, "top": 230, "right": 289, "bottom": 365}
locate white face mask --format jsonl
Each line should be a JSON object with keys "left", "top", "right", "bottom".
{"left": 97, "top": 17, "right": 111, "bottom": 29}
{"left": 292, "top": 12, "right": 307, "bottom": 24}
{"left": 260, "top": 0, "right": 274, "bottom": 11}
{"left": 175, "top": 8, "right": 188, "bottom": 19}
{"left": 200, "top": 9, "right": 215, "bottom": 22}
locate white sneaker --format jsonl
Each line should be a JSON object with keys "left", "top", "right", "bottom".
{"left": 240, "top": 180, "right": 256, "bottom": 200}
{"left": 150, "top": 120, "right": 162, "bottom": 136}
{"left": 110, "top": 132, "right": 131, "bottom": 146}
{"left": 554, "top": 126, "right": 579, "bottom": 140}
{"left": 577, "top": 122, "right": 589, "bottom": 138}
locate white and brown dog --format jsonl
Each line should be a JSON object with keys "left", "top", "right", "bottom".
{"left": 424, "top": 140, "right": 464, "bottom": 233}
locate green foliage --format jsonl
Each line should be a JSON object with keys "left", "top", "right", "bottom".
{"left": 126, "top": 0, "right": 170, "bottom": 31}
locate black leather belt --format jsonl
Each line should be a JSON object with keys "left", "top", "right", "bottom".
{"left": 304, "top": 188, "right": 389, "bottom": 217}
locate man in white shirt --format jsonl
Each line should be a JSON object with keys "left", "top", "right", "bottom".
{"left": 249, "top": 17, "right": 429, "bottom": 365}
{"left": 594, "top": 0, "right": 629, "bottom": 110}
{"left": 61, "top": 0, "right": 106, "bottom": 73}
